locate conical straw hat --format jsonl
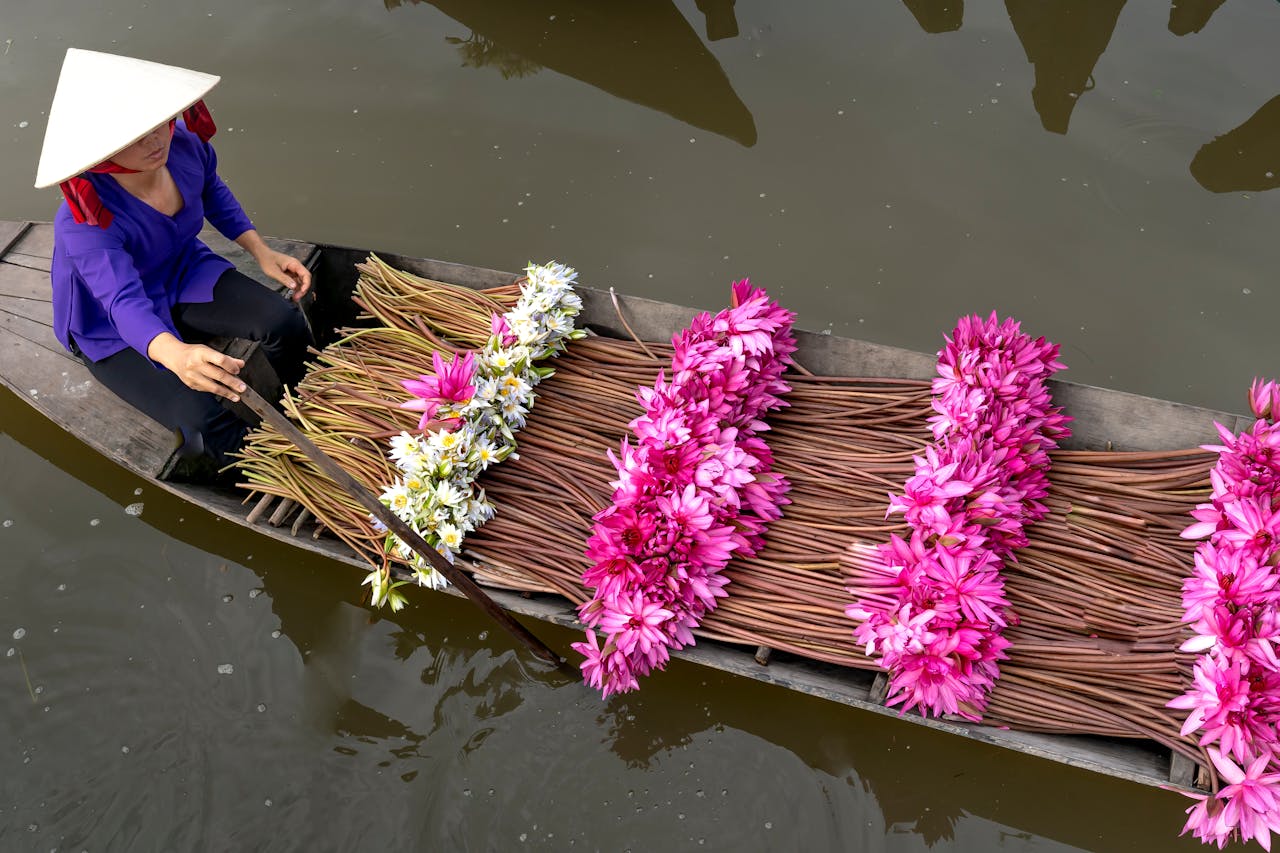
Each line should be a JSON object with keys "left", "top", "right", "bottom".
{"left": 34, "top": 48, "right": 220, "bottom": 189}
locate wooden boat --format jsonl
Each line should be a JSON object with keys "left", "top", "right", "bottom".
{"left": 0, "top": 219, "right": 1241, "bottom": 795}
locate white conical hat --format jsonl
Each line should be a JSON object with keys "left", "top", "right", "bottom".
{"left": 34, "top": 49, "right": 220, "bottom": 188}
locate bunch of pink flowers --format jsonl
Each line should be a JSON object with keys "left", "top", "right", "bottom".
{"left": 846, "top": 313, "right": 1070, "bottom": 720}
{"left": 572, "top": 281, "right": 796, "bottom": 697}
{"left": 1168, "top": 379, "right": 1280, "bottom": 850}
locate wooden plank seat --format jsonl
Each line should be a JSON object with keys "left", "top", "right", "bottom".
{"left": 0, "top": 221, "right": 318, "bottom": 481}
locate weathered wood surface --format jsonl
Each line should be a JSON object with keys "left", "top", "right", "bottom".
{"left": 0, "top": 317, "right": 176, "bottom": 478}
{"left": 0, "top": 221, "right": 316, "bottom": 479}
{"left": 0, "top": 262, "right": 54, "bottom": 300}
{"left": 0, "top": 293, "right": 53, "bottom": 326}
{"left": 0, "top": 221, "right": 28, "bottom": 257}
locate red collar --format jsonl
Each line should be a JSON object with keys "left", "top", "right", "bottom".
{"left": 59, "top": 101, "right": 217, "bottom": 228}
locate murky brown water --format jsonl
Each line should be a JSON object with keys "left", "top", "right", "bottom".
{"left": 2, "top": 1, "right": 1276, "bottom": 849}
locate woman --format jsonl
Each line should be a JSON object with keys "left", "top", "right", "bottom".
{"left": 34, "top": 48, "right": 312, "bottom": 474}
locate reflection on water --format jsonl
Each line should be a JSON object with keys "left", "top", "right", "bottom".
{"left": 1006, "top": 0, "right": 1128, "bottom": 135}
{"left": 1168, "top": 0, "right": 1228, "bottom": 35}
{"left": 384, "top": 0, "right": 757, "bottom": 146}
{"left": 695, "top": 0, "right": 740, "bottom": 41}
{"left": 901, "top": 0, "right": 964, "bottom": 34}
{"left": 1191, "top": 94, "right": 1280, "bottom": 193}
{"left": 444, "top": 32, "right": 543, "bottom": 80}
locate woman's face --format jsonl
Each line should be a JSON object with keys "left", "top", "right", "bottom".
{"left": 108, "top": 120, "right": 172, "bottom": 172}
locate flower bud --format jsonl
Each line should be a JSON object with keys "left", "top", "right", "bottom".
{"left": 1248, "top": 378, "right": 1275, "bottom": 420}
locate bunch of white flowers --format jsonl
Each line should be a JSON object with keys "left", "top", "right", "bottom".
{"left": 365, "top": 261, "right": 585, "bottom": 610}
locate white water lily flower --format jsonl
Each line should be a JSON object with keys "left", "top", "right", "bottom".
{"left": 413, "top": 564, "right": 449, "bottom": 591}
{"left": 500, "top": 397, "right": 529, "bottom": 428}
{"left": 389, "top": 432, "right": 418, "bottom": 464}
{"left": 467, "top": 496, "right": 495, "bottom": 526}
{"left": 434, "top": 480, "right": 468, "bottom": 508}
{"left": 381, "top": 482, "right": 412, "bottom": 516}
{"left": 362, "top": 568, "right": 388, "bottom": 605}
{"left": 436, "top": 522, "right": 464, "bottom": 553}
{"left": 474, "top": 376, "right": 499, "bottom": 403}
{"left": 512, "top": 319, "right": 542, "bottom": 346}
{"left": 486, "top": 349, "right": 515, "bottom": 373}
{"left": 543, "top": 311, "right": 574, "bottom": 338}
{"left": 471, "top": 437, "right": 498, "bottom": 470}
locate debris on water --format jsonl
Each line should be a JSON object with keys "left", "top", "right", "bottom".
{"left": 133, "top": 487, "right": 143, "bottom": 496}
{"left": 1243, "top": 288, "right": 1252, "bottom": 295}
{"left": 18, "top": 121, "right": 28, "bottom": 128}
{"left": 89, "top": 518, "right": 100, "bottom": 527}
{"left": 478, "top": 631, "right": 488, "bottom": 641}
{"left": 6, "top": 648, "right": 13, "bottom": 657}
{"left": 217, "top": 664, "right": 234, "bottom": 675}
{"left": 57, "top": 584, "right": 66, "bottom": 592}
{"left": 13, "top": 628, "right": 25, "bottom": 640}
{"left": 248, "top": 588, "right": 262, "bottom": 599}
{"left": 222, "top": 594, "right": 233, "bottom": 603}
{"left": 270, "top": 630, "right": 281, "bottom": 639}
{"left": 256, "top": 703, "right": 267, "bottom": 713}
{"left": 264, "top": 798, "right": 273, "bottom": 807}
{"left": 121, "top": 745, "right": 130, "bottom": 754}
{"left": 125, "top": 503, "right": 144, "bottom": 516}
{"left": 3, "top": 520, "right": 11, "bottom": 528}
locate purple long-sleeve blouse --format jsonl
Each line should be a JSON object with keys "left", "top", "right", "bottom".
{"left": 50, "top": 122, "right": 255, "bottom": 363}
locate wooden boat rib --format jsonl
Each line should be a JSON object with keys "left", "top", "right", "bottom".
{"left": 0, "top": 219, "right": 1240, "bottom": 794}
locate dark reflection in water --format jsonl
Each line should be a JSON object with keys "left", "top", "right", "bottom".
{"left": 444, "top": 32, "right": 543, "bottom": 80}
{"left": 1168, "top": 0, "right": 1228, "bottom": 35}
{"left": 695, "top": 0, "right": 740, "bottom": 42}
{"left": 384, "top": 0, "right": 757, "bottom": 146}
{"left": 1191, "top": 94, "right": 1280, "bottom": 193}
{"left": 1006, "top": 0, "right": 1128, "bottom": 134}
{"left": 901, "top": 0, "right": 964, "bottom": 34}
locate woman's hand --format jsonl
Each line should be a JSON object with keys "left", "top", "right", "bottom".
{"left": 148, "top": 334, "right": 247, "bottom": 402}
{"left": 257, "top": 249, "right": 313, "bottom": 302}
{"left": 235, "top": 229, "right": 313, "bottom": 303}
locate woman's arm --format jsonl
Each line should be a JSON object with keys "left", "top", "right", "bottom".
{"left": 192, "top": 130, "right": 312, "bottom": 302}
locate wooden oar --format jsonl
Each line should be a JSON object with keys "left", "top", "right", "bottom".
{"left": 237, "top": 385, "right": 564, "bottom": 666}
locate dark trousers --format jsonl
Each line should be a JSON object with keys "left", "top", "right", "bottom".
{"left": 83, "top": 268, "right": 311, "bottom": 468}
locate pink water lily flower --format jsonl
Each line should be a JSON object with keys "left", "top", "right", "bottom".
{"left": 575, "top": 282, "right": 795, "bottom": 698}
{"left": 1211, "top": 748, "right": 1280, "bottom": 851}
{"left": 847, "top": 313, "right": 1069, "bottom": 720}
{"left": 1171, "top": 378, "right": 1280, "bottom": 847}
{"left": 1250, "top": 379, "right": 1279, "bottom": 421}
{"left": 400, "top": 350, "right": 477, "bottom": 431}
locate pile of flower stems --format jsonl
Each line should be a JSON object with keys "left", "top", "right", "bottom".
{"left": 236, "top": 260, "right": 1213, "bottom": 771}
{"left": 234, "top": 257, "right": 523, "bottom": 564}
{"left": 464, "top": 344, "right": 1213, "bottom": 767}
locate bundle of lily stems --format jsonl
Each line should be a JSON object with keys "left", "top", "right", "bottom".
{"left": 236, "top": 256, "right": 1211, "bottom": 780}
